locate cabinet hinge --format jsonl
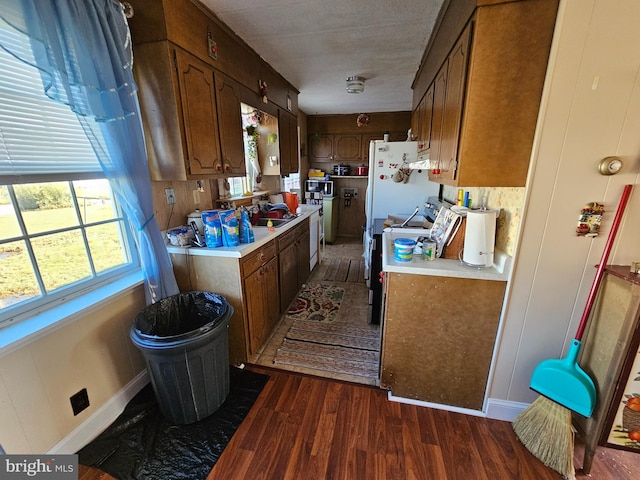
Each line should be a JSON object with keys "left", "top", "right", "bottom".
{"left": 173, "top": 51, "right": 178, "bottom": 71}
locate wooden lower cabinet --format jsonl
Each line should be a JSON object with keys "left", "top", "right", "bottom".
{"left": 278, "top": 219, "right": 310, "bottom": 313}
{"left": 170, "top": 242, "right": 279, "bottom": 365}
{"left": 278, "top": 240, "right": 298, "bottom": 313}
{"left": 380, "top": 272, "right": 506, "bottom": 411}
{"left": 170, "top": 219, "right": 312, "bottom": 365}
{"left": 243, "top": 255, "right": 279, "bottom": 355}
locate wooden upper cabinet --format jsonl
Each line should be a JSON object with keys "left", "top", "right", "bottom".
{"left": 429, "top": 59, "right": 448, "bottom": 181}
{"left": 278, "top": 110, "right": 299, "bottom": 175}
{"left": 309, "top": 134, "right": 334, "bottom": 162}
{"left": 410, "top": 108, "right": 420, "bottom": 141}
{"left": 215, "top": 72, "right": 246, "bottom": 176}
{"left": 417, "top": 0, "right": 559, "bottom": 187}
{"left": 309, "top": 133, "right": 361, "bottom": 163}
{"left": 333, "top": 134, "right": 361, "bottom": 162}
{"left": 419, "top": 84, "right": 434, "bottom": 153}
{"left": 430, "top": 24, "right": 471, "bottom": 183}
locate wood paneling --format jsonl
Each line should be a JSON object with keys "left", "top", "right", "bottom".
{"left": 333, "top": 177, "right": 368, "bottom": 237}
{"left": 307, "top": 112, "right": 410, "bottom": 135}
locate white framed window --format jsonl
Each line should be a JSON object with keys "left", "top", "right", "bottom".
{"left": 0, "top": 21, "right": 139, "bottom": 327}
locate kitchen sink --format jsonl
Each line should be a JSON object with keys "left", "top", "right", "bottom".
{"left": 254, "top": 217, "right": 295, "bottom": 228}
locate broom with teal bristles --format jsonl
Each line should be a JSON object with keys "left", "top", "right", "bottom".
{"left": 513, "top": 184, "right": 634, "bottom": 478}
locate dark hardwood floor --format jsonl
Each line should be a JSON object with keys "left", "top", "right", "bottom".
{"left": 79, "top": 365, "right": 640, "bottom": 480}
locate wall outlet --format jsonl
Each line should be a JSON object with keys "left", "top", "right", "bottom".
{"left": 193, "top": 189, "right": 200, "bottom": 204}
{"left": 70, "top": 388, "right": 90, "bottom": 416}
{"left": 165, "top": 188, "right": 176, "bottom": 204}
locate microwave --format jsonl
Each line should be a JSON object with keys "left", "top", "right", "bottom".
{"left": 305, "top": 180, "right": 334, "bottom": 198}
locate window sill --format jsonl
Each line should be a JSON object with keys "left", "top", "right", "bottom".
{"left": 0, "top": 271, "right": 145, "bottom": 356}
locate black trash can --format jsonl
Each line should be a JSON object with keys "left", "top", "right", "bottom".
{"left": 130, "top": 291, "right": 233, "bottom": 424}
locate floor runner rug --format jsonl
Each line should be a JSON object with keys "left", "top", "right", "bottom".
{"left": 322, "top": 257, "right": 366, "bottom": 283}
{"left": 78, "top": 367, "right": 269, "bottom": 480}
{"left": 274, "top": 319, "right": 380, "bottom": 378}
{"left": 286, "top": 283, "right": 344, "bottom": 322}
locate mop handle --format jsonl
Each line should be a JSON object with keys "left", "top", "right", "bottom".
{"left": 576, "top": 184, "right": 633, "bottom": 340}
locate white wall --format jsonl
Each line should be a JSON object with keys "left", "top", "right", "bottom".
{"left": 0, "top": 286, "right": 147, "bottom": 453}
{"left": 490, "top": 0, "right": 640, "bottom": 404}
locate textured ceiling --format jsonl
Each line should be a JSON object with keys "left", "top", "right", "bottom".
{"left": 201, "top": 0, "right": 446, "bottom": 115}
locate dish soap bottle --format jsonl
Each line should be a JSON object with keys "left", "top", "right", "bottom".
{"left": 267, "top": 219, "right": 275, "bottom": 232}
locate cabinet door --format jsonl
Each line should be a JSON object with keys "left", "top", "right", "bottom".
{"left": 215, "top": 72, "right": 246, "bottom": 176}
{"left": 244, "top": 255, "right": 279, "bottom": 355}
{"left": 333, "top": 134, "right": 361, "bottom": 162}
{"left": 437, "top": 25, "right": 471, "bottom": 183}
{"left": 429, "top": 60, "right": 447, "bottom": 182}
{"left": 288, "top": 113, "right": 299, "bottom": 173}
{"left": 279, "top": 240, "right": 298, "bottom": 313}
{"left": 296, "top": 226, "right": 311, "bottom": 288}
{"left": 419, "top": 84, "right": 434, "bottom": 153}
{"left": 278, "top": 110, "right": 298, "bottom": 175}
{"left": 410, "top": 105, "right": 420, "bottom": 141}
{"left": 309, "top": 134, "right": 333, "bottom": 162}
{"left": 244, "top": 266, "right": 267, "bottom": 354}
{"left": 174, "top": 48, "right": 223, "bottom": 175}
{"left": 278, "top": 110, "right": 292, "bottom": 175}
{"left": 263, "top": 257, "right": 281, "bottom": 333}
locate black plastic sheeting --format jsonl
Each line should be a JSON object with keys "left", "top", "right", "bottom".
{"left": 78, "top": 367, "right": 269, "bottom": 480}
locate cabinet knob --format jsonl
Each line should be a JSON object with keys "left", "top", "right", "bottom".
{"left": 225, "top": 164, "right": 231, "bottom": 172}
{"left": 259, "top": 253, "right": 265, "bottom": 263}
{"left": 216, "top": 164, "right": 222, "bottom": 172}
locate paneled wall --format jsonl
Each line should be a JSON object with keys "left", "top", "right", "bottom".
{"left": 490, "top": 0, "right": 640, "bottom": 405}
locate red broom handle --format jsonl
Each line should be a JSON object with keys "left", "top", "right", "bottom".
{"left": 575, "top": 184, "right": 633, "bottom": 340}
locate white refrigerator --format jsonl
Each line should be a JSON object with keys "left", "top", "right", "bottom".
{"left": 363, "top": 140, "right": 440, "bottom": 282}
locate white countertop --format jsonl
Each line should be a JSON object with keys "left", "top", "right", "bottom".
{"left": 167, "top": 205, "right": 321, "bottom": 259}
{"left": 382, "top": 228, "right": 511, "bottom": 282}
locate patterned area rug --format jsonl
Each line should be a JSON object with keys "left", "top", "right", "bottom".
{"left": 286, "top": 283, "right": 345, "bottom": 322}
{"left": 274, "top": 320, "right": 380, "bottom": 378}
{"left": 322, "top": 258, "right": 366, "bottom": 283}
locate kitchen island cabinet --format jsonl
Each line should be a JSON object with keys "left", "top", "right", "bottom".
{"left": 381, "top": 272, "right": 506, "bottom": 411}
{"left": 379, "top": 228, "right": 509, "bottom": 411}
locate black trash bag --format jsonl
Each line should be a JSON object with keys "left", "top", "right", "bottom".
{"left": 133, "top": 291, "right": 228, "bottom": 338}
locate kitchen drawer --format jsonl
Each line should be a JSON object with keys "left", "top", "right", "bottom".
{"left": 241, "top": 242, "right": 277, "bottom": 277}
{"left": 277, "top": 224, "right": 301, "bottom": 251}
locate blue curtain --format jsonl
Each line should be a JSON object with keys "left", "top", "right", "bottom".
{"left": 0, "top": 0, "right": 179, "bottom": 303}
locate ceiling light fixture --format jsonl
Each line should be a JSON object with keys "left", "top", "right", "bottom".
{"left": 346, "top": 76, "right": 365, "bottom": 94}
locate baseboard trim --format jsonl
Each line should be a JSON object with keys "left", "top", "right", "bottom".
{"left": 485, "top": 398, "right": 529, "bottom": 422}
{"left": 387, "top": 392, "right": 487, "bottom": 417}
{"left": 387, "top": 392, "right": 529, "bottom": 422}
{"left": 48, "top": 370, "right": 149, "bottom": 454}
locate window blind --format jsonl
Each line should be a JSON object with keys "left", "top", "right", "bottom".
{"left": 0, "top": 18, "right": 101, "bottom": 182}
